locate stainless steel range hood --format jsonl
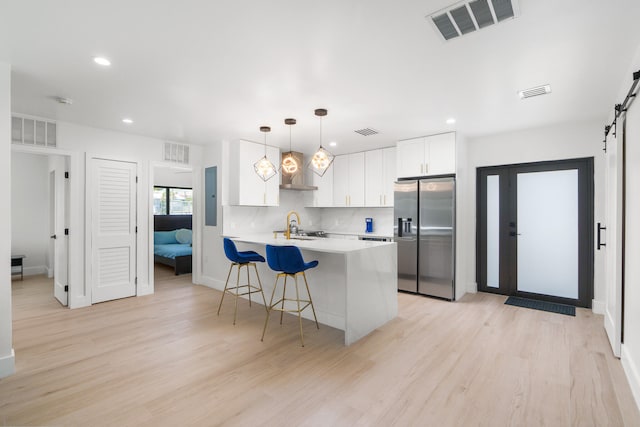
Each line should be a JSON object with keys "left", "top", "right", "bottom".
{"left": 279, "top": 151, "right": 318, "bottom": 191}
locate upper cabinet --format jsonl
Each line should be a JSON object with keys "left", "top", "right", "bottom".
{"left": 396, "top": 132, "right": 455, "bottom": 179}
{"left": 228, "top": 140, "right": 280, "bottom": 206}
{"left": 365, "top": 147, "right": 396, "bottom": 207}
{"left": 333, "top": 152, "right": 365, "bottom": 207}
{"left": 307, "top": 166, "right": 334, "bottom": 207}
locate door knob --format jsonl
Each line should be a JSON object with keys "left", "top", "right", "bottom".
{"left": 50, "top": 234, "right": 57, "bottom": 239}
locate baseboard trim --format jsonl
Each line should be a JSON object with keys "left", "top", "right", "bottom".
{"left": 592, "top": 299, "right": 605, "bottom": 315}
{"left": 0, "top": 349, "right": 16, "bottom": 378}
{"left": 23, "top": 265, "right": 47, "bottom": 276}
{"left": 136, "top": 283, "right": 153, "bottom": 297}
{"left": 621, "top": 344, "right": 640, "bottom": 412}
{"left": 200, "top": 275, "right": 226, "bottom": 291}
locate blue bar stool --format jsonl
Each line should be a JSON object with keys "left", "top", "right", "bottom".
{"left": 261, "top": 245, "right": 320, "bottom": 346}
{"left": 217, "top": 238, "right": 267, "bottom": 325}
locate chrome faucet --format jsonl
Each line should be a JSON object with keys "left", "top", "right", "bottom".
{"left": 285, "top": 210, "right": 301, "bottom": 240}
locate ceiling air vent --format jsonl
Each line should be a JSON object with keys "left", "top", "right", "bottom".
{"left": 163, "top": 142, "right": 190, "bottom": 164}
{"left": 518, "top": 84, "right": 552, "bottom": 99}
{"left": 354, "top": 128, "right": 379, "bottom": 136}
{"left": 428, "top": 0, "right": 519, "bottom": 41}
{"left": 12, "top": 114, "right": 57, "bottom": 147}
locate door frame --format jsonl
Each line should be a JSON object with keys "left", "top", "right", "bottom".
{"left": 148, "top": 162, "right": 202, "bottom": 292}
{"left": 476, "top": 157, "right": 594, "bottom": 307}
{"left": 10, "top": 145, "right": 76, "bottom": 307}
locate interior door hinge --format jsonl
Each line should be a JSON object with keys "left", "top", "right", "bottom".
{"left": 64, "top": 285, "right": 69, "bottom": 292}
{"left": 64, "top": 228, "right": 69, "bottom": 235}
{"left": 135, "top": 277, "right": 138, "bottom": 285}
{"left": 135, "top": 226, "right": 138, "bottom": 233}
{"left": 136, "top": 176, "right": 138, "bottom": 183}
{"left": 64, "top": 172, "right": 69, "bottom": 179}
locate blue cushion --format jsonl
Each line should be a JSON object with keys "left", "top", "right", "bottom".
{"left": 154, "top": 230, "right": 178, "bottom": 245}
{"left": 175, "top": 228, "right": 192, "bottom": 244}
{"left": 224, "top": 238, "right": 265, "bottom": 264}
{"left": 266, "top": 245, "right": 318, "bottom": 274}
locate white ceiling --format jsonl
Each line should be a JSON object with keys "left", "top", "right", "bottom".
{"left": 1, "top": 0, "right": 639, "bottom": 154}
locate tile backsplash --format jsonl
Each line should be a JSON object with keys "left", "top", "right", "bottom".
{"left": 223, "top": 191, "right": 393, "bottom": 236}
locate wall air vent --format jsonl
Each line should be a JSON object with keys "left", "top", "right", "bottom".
{"left": 354, "top": 128, "right": 379, "bottom": 136}
{"left": 518, "top": 84, "right": 552, "bottom": 99}
{"left": 11, "top": 114, "right": 57, "bottom": 147}
{"left": 163, "top": 142, "right": 190, "bottom": 164}
{"left": 427, "top": 0, "right": 519, "bottom": 41}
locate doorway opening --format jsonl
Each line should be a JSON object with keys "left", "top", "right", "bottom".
{"left": 476, "top": 158, "right": 594, "bottom": 308}
{"left": 11, "top": 150, "right": 70, "bottom": 307}
{"left": 150, "top": 165, "right": 195, "bottom": 291}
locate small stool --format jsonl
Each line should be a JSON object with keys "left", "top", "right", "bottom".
{"left": 261, "top": 245, "right": 319, "bottom": 346}
{"left": 217, "top": 238, "right": 267, "bottom": 325}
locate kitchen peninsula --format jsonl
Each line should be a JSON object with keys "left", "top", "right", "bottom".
{"left": 231, "top": 235, "right": 397, "bottom": 345}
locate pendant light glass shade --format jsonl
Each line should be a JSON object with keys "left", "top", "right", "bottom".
{"left": 254, "top": 126, "right": 277, "bottom": 182}
{"left": 281, "top": 118, "right": 299, "bottom": 175}
{"left": 308, "top": 108, "right": 335, "bottom": 177}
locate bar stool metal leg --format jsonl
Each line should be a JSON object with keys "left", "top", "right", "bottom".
{"left": 246, "top": 264, "right": 252, "bottom": 307}
{"left": 261, "top": 274, "right": 280, "bottom": 342}
{"left": 233, "top": 264, "right": 242, "bottom": 325}
{"left": 253, "top": 263, "right": 268, "bottom": 311}
{"left": 302, "top": 272, "right": 320, "bottom": 330}
{"left": 217, "top": 263, "right": 235, "bottom": 315}
{"left": 280, "top": 274, "right": 287, "bottom": 325}
{"left": 294, "top": 274, "right": 304, "bottom": 346}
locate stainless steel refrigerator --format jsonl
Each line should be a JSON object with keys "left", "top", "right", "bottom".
{"left": 394, "top": 177, "right": 455, "bottom": 300}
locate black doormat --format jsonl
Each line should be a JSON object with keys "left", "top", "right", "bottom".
{"left": 505, "top": 296, "right": 576, "bottom": 316}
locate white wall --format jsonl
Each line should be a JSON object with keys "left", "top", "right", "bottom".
{"left": 11, "top": 151, "right": 49, "bottom": 275}
{"left": 154, "top": 166, "right": 193, "bottom": 188}
{"left": 460, "top": 119, "right": 605, "bottom": 304}
{"left": 201, "top": 142, "right": 226, "bottom": 289}
{"left": 0, "top": 61, "right": 15, "bottom": 378}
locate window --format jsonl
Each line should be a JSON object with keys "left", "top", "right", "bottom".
{"left": 153, "top": 186, "right": 193, "bottom": 215}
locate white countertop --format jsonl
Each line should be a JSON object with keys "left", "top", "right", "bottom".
{"left": 326, "top": 231, "right": 393, "bottom": 238}
{"left": 230, "top": 234, "right": 395, "bottom": 254}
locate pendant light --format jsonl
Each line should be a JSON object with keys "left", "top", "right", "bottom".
{"left": 281, "top": 118, "right": 299, "bottom": 174}
{"left": 254, "top": 126, "right": 277, "bottom": 181}
{"left": 308, "top": 108, "right": 335, "bottom": 177}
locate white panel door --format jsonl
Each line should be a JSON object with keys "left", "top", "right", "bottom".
{"left": 604, "top": 129, "right": 623, "bottom": 357}
{"left": 91, "top": 158, "right": 137, "bottom": 303}
{"left": 51, "top": 165, "right": 68, "bottom": 306}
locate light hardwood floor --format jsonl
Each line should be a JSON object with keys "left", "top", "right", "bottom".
{"left": 1, "top": 267, "right": 639, "bottom": 426}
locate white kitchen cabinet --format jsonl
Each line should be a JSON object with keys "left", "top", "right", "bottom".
{"left": 333, "top": 155, "right": 349, "bottom": 207}
{"left": 333, "top": 153, "right": 364, "bottom": 207}
{"left": 365, "top": 147, "right": 396, "bottom": 207}
{"left": 228, "top": 139, "right": 280, "bottom": 206}
{"left": 307, "top": 166, "right": 334, "bottom": 207}
{"left": 396, "top": 132, "right": 455, "bottom": 179}
{"left": 348, "top": 152, "right": 365, "bottom": 207}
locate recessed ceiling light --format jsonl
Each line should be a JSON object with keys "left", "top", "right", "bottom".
{"left": 93, "top": 57, "right": 111, "bottom": 66}
{"left": 446, "top": 118, "right": 456, "bottom": 125}
{"left": 55, "top": 97, "right": 73, "bottom": 105}
{"left": 329, "top": 141, "right": 337, "bottom": 147}
{"left": 122, "top": 118, "right": 133, "bottom": 124}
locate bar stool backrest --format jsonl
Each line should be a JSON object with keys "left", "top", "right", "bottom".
{"left": 223, "top": 238, "right": 241, "bottom": 263}
{"left": 266, "top": 245, "right": 305, "bottom": 274}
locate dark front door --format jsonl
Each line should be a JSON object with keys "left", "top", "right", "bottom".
{"left": 477, "top": 158, "right": 594, "bottom": 307}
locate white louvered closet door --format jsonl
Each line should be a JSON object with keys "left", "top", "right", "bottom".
{"left": 91, "top": 158, "right": 137, "bottom": 303}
